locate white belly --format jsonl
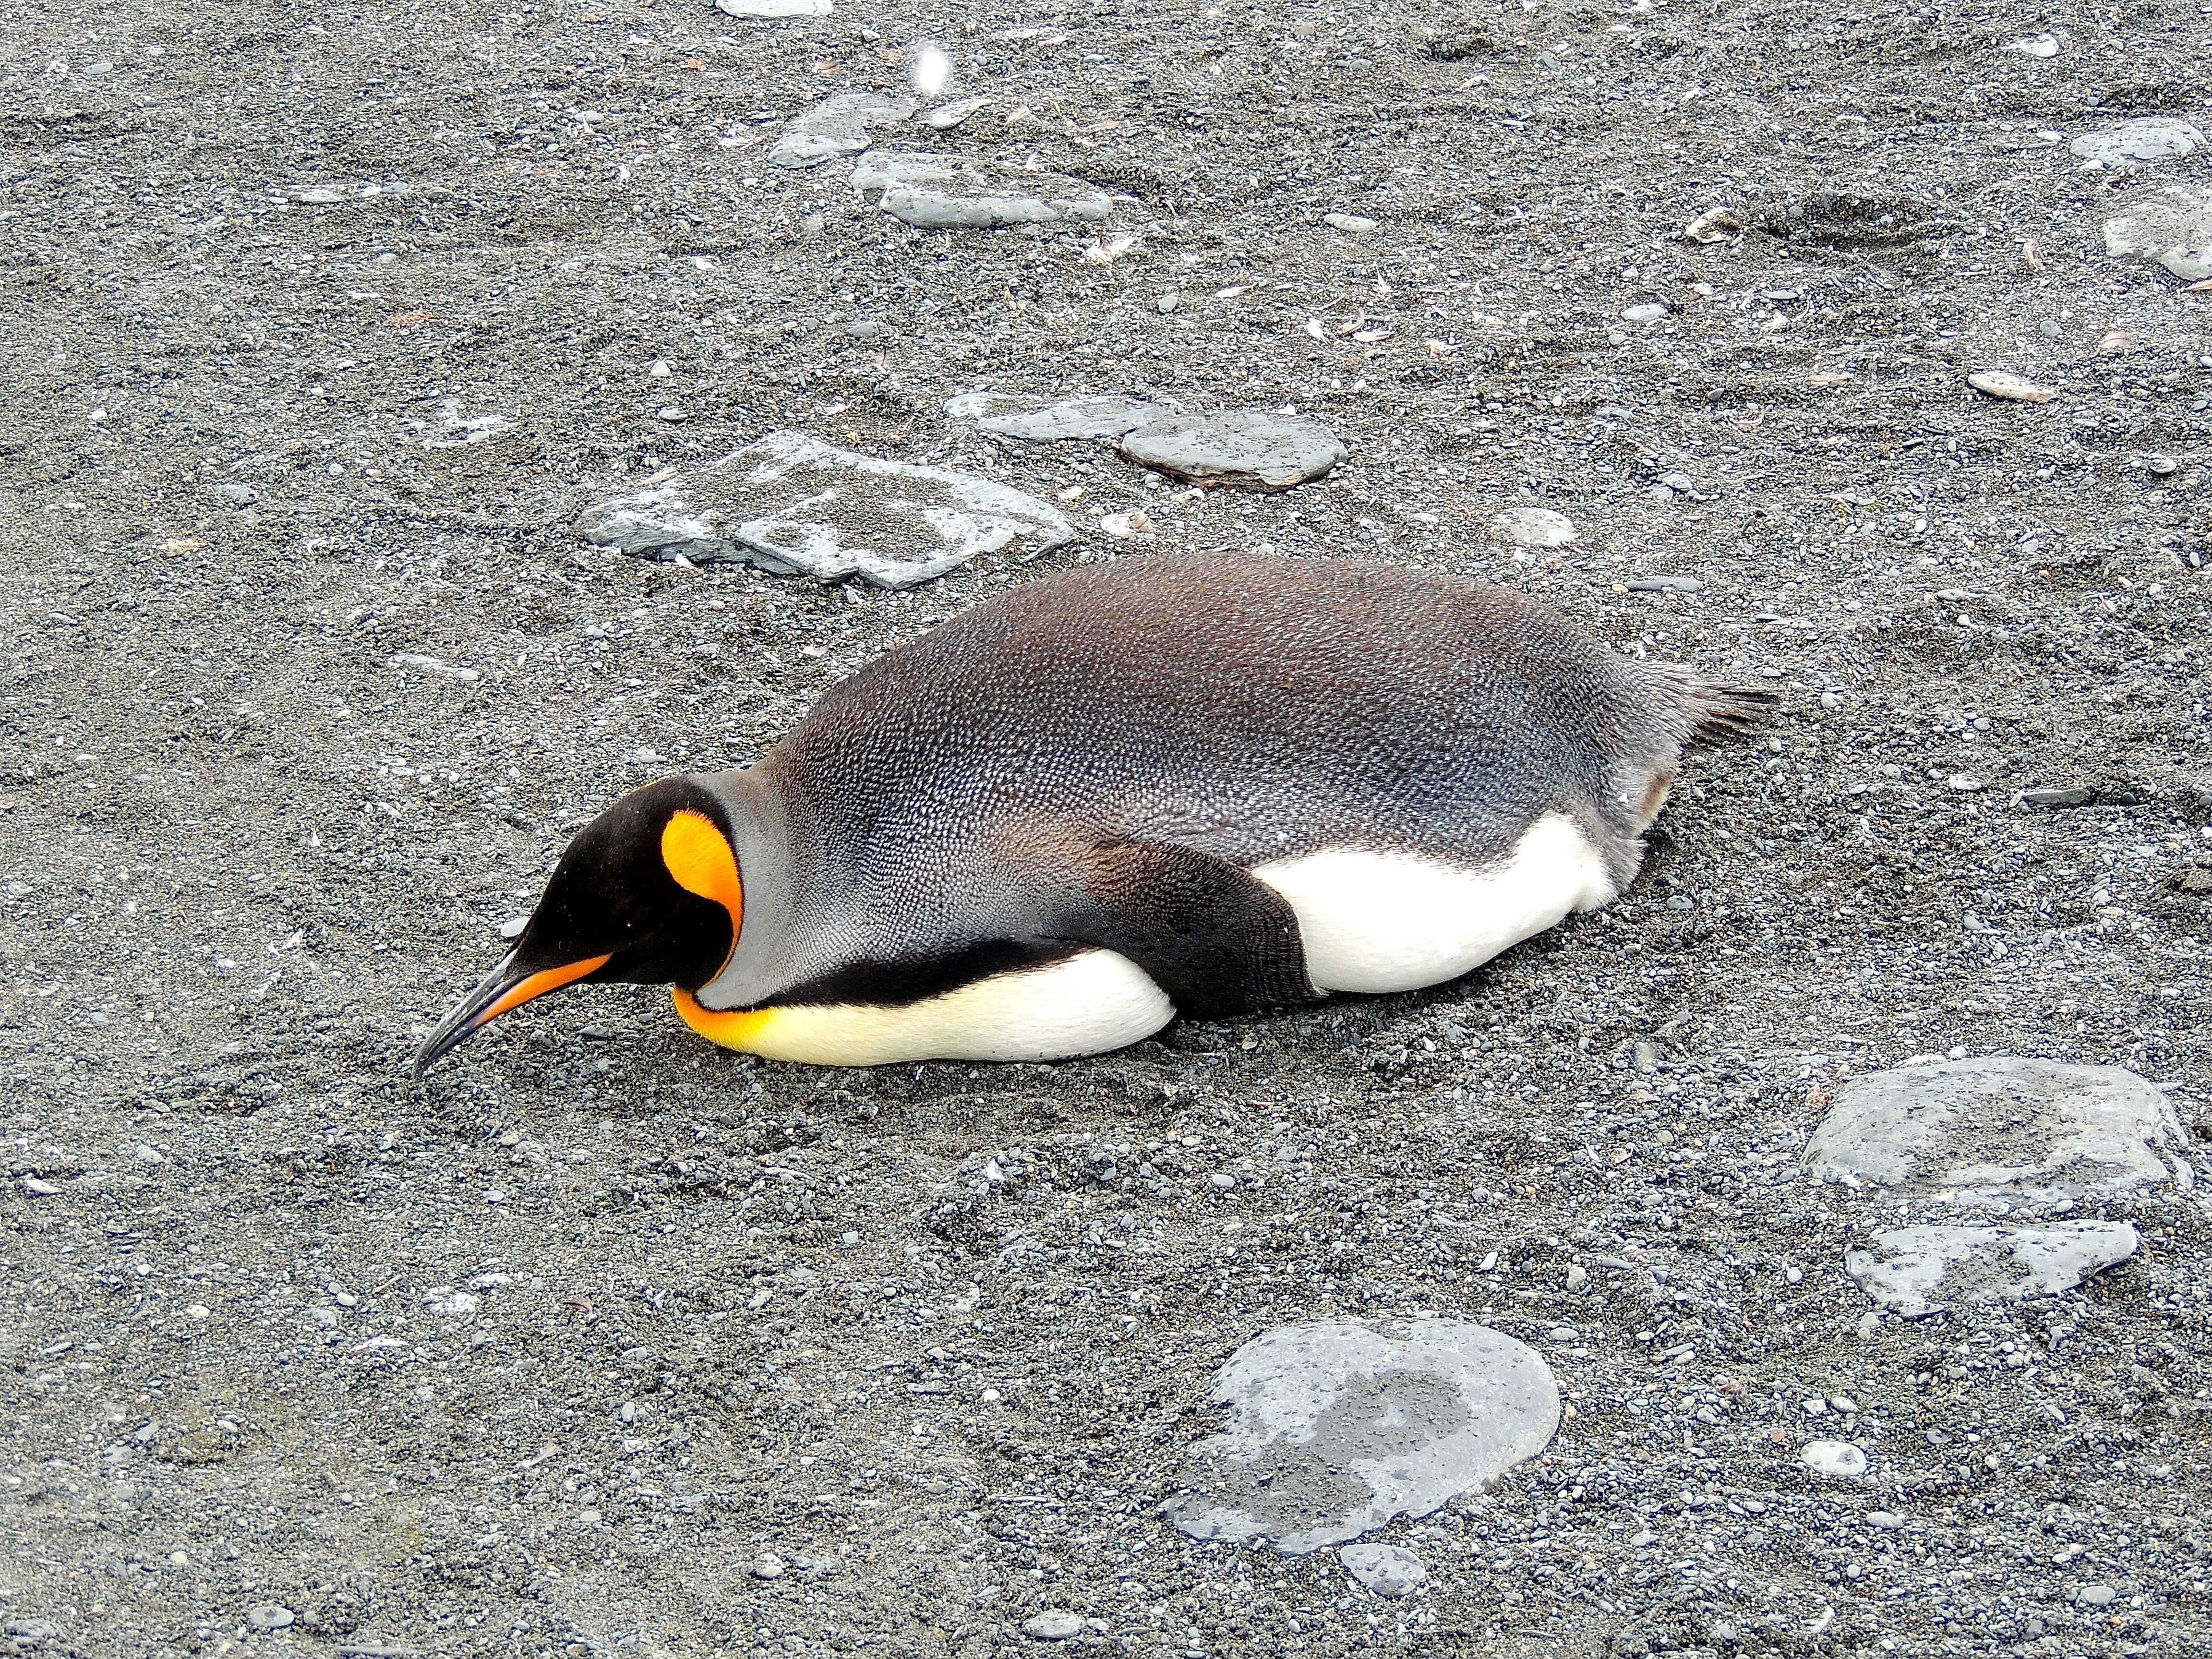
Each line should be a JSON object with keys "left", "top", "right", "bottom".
{"left": 1251, "top": 812, "right": 1618, "bottom": 995}
{"left": 704, "top": 946, "right": 1174, "bottom": 1066}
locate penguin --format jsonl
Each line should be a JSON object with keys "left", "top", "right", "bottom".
{"left": 412, "top": 552, "right": 1764, "bottom": 1074}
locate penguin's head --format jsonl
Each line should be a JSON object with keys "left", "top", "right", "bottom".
{"left": 411, "top": 777, "right": 743, "bottom": 1076}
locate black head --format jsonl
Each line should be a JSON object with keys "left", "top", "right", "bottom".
{"left": 411, "top": 777, "right": 742, "bottom": 1076}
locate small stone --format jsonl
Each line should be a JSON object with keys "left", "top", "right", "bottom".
{"left": 1161, "top": 1318, "right": 1558, "bottom": 1554}
{"left": 924, "top": 95, "right": 991, "bottom": 131}
{"left": 656, "top": 405, "right": 685, "bottom": 422}
{"left": 423, "top": 1287, "right": 481, "bottom": 1317}
{"left": 2020, "top": 785, "right": 2097, "bottom": 808}
{"left": 1867, "top": 1510, "right": 1906, "bottom": 1530}
{"left": 1157, "top": 290, "right": 1181, "bottom": 313}
{"left": 1339, "top": 1542, "right": 1428, "bottom": 1597}
{"left": 1322, "top": 211, "right": 1379, "bottom": 232}
{"left": 21, "top": 1178, "right": 60, "bottom": 1196}
{"left": 577, "top": 430, "right": 1075, "bottom": 588}
{"left": 752, "top": 1552, "right": 785, "bottom": 1579}
{"left": 1967, "top": 370, "right": 2056, "bottom": 403}
{"left": 1486, "top": 506, "right": 1577, "bottom": 548}
{"left": 767, "top": 92, "right": 916, "bottom": 168}
{"left": 2103, "top": 185, "right": 2212, "bottom": 281}
{"left": 1621, "top": 302, "right": 1669, "bottom": 323}
{"left": 1119, "top": 410, "right": 1347, "bottom": 491}
{"left": 2143, "top": 452, "right": 2180, "bottom": 475}
{"left": 2079, "top": 1585, "right": 2117, "bottom": 1607}
{"left": 1564, "top": 1263, "right": 1587, "bottom": 1291}
{"left": 851, "top": 151, "right": 1107, "bottom": 228}
{"left": 1800, "top": 1440, "right": 1868, "bottom": 1480}
{"left": 2005, "top": 32, "right": 2059, "bottom": 56}
{"left": 499, "top": 916, "right": 528, "bottom": 940}
{"left": 1846, "top": 1222, "right": 2140, "bottom": 1317}
{"left": 7, "top": 1619, "right": 64, "bottom": 1641}
{"left": 1948, "top": 774, "right": 1984, "bottom": 792}
{"left": 286, "top": 185, "right": 345, "bottom": 205}
{"left": 1209, "top": 1171, "right": 1237, "bottom": 1190}
{"left": 1626, "top": 573, "right": 1703, "bottom": 592}
{"left": 844, "top": 319, "right": 880, "bottom": 339}
{"left": 1097, "top": 510, "right": 1155, "bottom": 539}
{"left": 245, "top": 1605, "right": 295, "bottom": 1631}
{"left": 1022, "top": 1611, "right": 1083, "bottom": 1640}
{"left": 2071, "top": 117, "right": 2203, "bottom": 169}
{"left": 717, "top": 0, "right": 830, "bottom": 13}
{"left": 132, "top": 1143, "right": 166, "bottom": 1165}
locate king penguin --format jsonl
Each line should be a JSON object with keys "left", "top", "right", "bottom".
{"left": 412, "top": 552, "right": 1763, "bottom": 1073}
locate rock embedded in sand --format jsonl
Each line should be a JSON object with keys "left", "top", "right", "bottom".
{"left": 1967, "top": 370, "right": 2056, "bottom": 403}
{"left": 1800, "top": 1441, "right": 1868, "bottom": 1480}
{"left": 2102, "top": 186, "right": 2212, "bottom": 281}
{"left": 850, "top": 152, "right": 1108, "bottom": 228}
{"left": 2070, "top": 117, "right": 2203, "bottom": 169}
{"left": 1160, "top": 1318, "right": 1558, "bottom": 1555}
{"left": 1486, "top": 506, "right": 1578, "bottom": 548}
{"left": 945, "top": 392, "right": 1168, "bottom": 441}
{"left": 767, "top": 93, "right": 916, "bottom": 169}
{"left": 1118, "top": 410, "right": 1347, "bottom": 491}
{"left": 1022, "top": 1611, "right": 1083, "bottom": 1640}
{"left": 576, "top": 430, "right": 1075, "bottom": 588}
{"left": 1846, "top": 1222, "right": 2141, "bottom": 1318}
{"left": 1803, "top": 1056, "right": 2189, "bottom": 1211}
{"left": 1339, "top": 1542, "right": 1428, "bottom": 1597}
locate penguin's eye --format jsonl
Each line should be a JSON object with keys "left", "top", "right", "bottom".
{"left": 660, "top": 810, "right": 744, "bottom": 943}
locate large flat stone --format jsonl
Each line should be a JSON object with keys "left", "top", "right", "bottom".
{"left": 1846, "top": 1222, "right": 2141, "bottom": 1318}
{"left": 2103, "top": 186, "right": 2212, "bottom": 281}
{"left": 851, "top": 152, "right": 1109, "bottom": 228}
{"left": 1160, "top": 1319, "right": 1557, "bottom": 1556}
{"left": 767, "top": 93, "right": 915, "bottom": 169}
{"left": 1803, "top": 1057, "right": 2188, "bottom": 1212}
{"left": 574, "top": 430, "right": 1075, "bottom": 588}
{"left": 1118, "top": 410, "right": 1347, "bottom": 491}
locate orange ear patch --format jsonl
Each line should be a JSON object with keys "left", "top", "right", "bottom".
{"left": 661, "top": 809, "right": 744, "bottom": 965}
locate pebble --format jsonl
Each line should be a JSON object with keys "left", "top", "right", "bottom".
{"left": 1621, "top": 302, "right": 1669, "bottom": 323}
{"left": 423, "top": 1287, "right": 481, "bottom": 1317}
{"left": 499, "top": 916, "right": 528, "bottom": 941}
{"left": 1947, "top": 773, "right": 1983, "bottom": 792}
{"left": 1338, "top": 1541, "right": 1428, "bottom": 1597}
{"left": 1867, "top": 1511, "right": 1905, "bottom": 1530}
{"left": 1966, "top": 370, "right": 2055, "bottom": 403}
{"left": 1803, "top": 1056, "right": 2188, "bottom": 1212}
{"left": 1209, "top": 1171, "right": 1236, "bottom": 1190}
{"left": 5, "top": 1621, "right": 64, "bottom": 1642}
{"left": 1161, "top": 1318, "right": 1558, "bottom": 1554}
{"left": 767, "top": 92, "right": 915, "bottom": 168}
{"left": 2005, "top": 32, "right": 2059, "bottom": 56}
{"left": 22, "top": 1177, "right": 60, "bottom": 1197}
{"left": 1846, "top": 1221, "right": 2141, "bottom": 1317}
{"left": 576, "top": 430, "right": 1075, "bottom": 588}
{"left": 655, "top": 405, "right": 685, "bottom": 422}
{"left": 1322, "top": 211, "right": 1379, "bottom": 232}
{"left": 387, "top": 651, "right": 481, "bottom": 684}
{"left": 1486, "top": 506, "right": 1578, "bottom": 548}
{"left": 2143, "top": 452, "right": 2180, "bottom": 475}
{"left": 1626, "top": 573, "right": 1703, "bottom": 592}
{"left": 1022, "top": 1611, "right": 1083, "bottom": 1640}
{"left": 717, "top": 0, "right": 829, "bottom": 12}
{"left": 923, "top": 95, "right": 990, "bottom": 131}
{"left": 2079, "top": 1585, "right": 2117, "bottom": 1607}
{"left": 1156, "top": 290, "right": 1180, "bottom": 313}
{"left": 850, "top": 152, "right": 1108, "bottom": 228}
{"left": 2070, "top": 117, "right": 2203, "bottom": 169}
{"left": 2102, "top": 185, "right": 2212, "bottom": 280}
{"left": 752, "top": 1552, "right": 785, "bottom": 1579}
{"left": 244, "top": 1605, "right": 295, "bottom": 1630}
{"left": 1118, "top": 410, "right": 1347, "bottom": 491}
{"left": 2020, "top": 784, "right": 2097, "bottom": 807}
{"left": 1799, "top": 1440, "right": 1868, "bottom": 1480}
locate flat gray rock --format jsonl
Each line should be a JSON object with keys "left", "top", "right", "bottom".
{"left": 1803, "top": 1057, "right": 2188, "bottom": 1211}
{"left": 575, "top": 430, "right": 1075, "bottom": 589}
{"left": 1118, "top": 410, "right": 1346, "bottom": 491}
{"left": 1800, "top": 1440, "right": 1868, "bottom": 1480}
{"left": 947, "top": 393, "right": 1168, "bottom": 441}
{"left": 1846, "top": 1222, "right": 2141, "bottom": 1317}
{"left": 2071, "top": 117, "right": 2203, "bottom": 168}
{"left": 851, "top": 152, "right": 1108, "bottom": 228}
{"left": 1161, "top": 1319, "right": 1557, "bottom": 1555}
{"left": 2103, "top": 185, "right": 2212, "bottom": 281}
{"left": 767, "top": 93, "right": 915, "bottom": 169}
{"left": 1486, "top": 506, "right": 1578, "bottom": 548}
{"left": 1338, "top": 1542, "right": 1427, "bottom": 1597}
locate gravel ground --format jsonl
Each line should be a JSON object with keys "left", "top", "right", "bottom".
{"left": 5, "top": 1, "right": 2212, "bottom": 1656}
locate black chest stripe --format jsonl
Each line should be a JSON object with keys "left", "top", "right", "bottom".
{"left": 768, "top": 938, "right": 1088, "bottom": 1010}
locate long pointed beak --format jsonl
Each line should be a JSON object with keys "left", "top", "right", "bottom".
{"left": 411, "top": 951, "right": 612, "bottom": 1077}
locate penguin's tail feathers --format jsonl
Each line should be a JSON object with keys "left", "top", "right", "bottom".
{"left": 1643, "top": 663, "right": 1779, "bottom": 745}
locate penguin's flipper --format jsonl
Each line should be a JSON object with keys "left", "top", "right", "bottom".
{"left": 1061, "top": 840, "right": 1320, "bottom": 1020}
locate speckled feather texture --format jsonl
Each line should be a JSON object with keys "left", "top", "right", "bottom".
{"left": 699, "top": 552, "right": 1763, "bottom": 1012}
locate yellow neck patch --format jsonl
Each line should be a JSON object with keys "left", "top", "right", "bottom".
{"left": 660, "top": 808, "right": 744, "bottom": 973}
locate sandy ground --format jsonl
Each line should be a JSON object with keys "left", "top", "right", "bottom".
{"left": 5, "top": 1, "right": 2212, "bottom": 1656}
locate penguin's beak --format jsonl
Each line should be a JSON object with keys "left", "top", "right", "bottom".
{"left": 411, "top": 951, "right": 612, "bottom": 1077}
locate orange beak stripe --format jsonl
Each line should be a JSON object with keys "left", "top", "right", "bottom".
{"left": 475, "top": 953, "right": 612, "bottom": 1029}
